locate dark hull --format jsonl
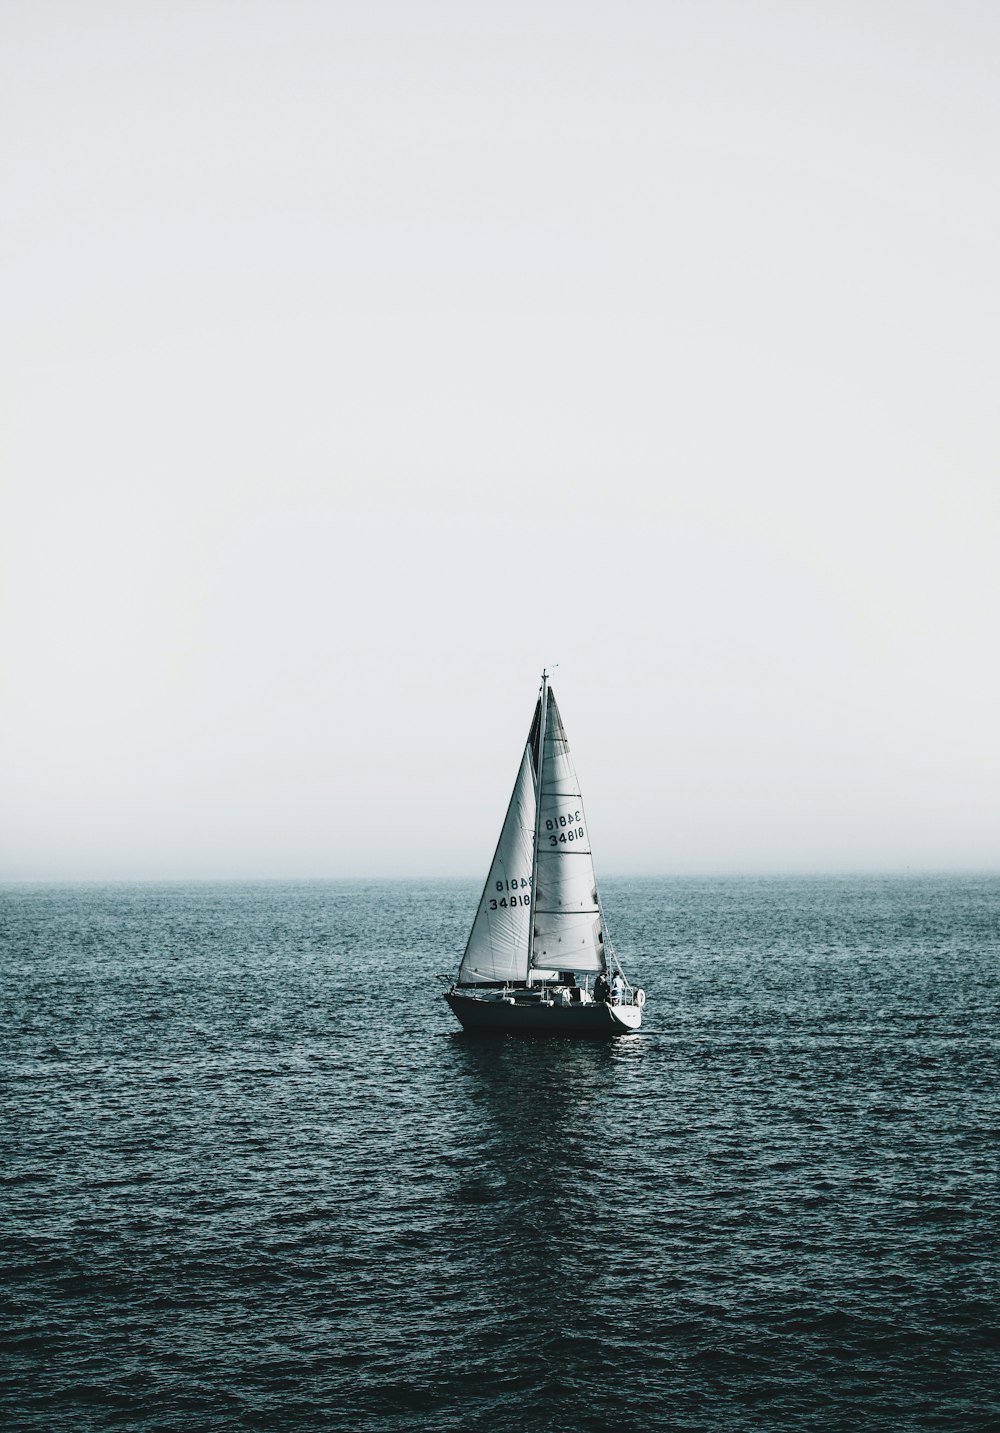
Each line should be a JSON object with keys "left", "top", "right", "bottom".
{"left": 444, "top": 989, "right": 641, "bottom": 1036}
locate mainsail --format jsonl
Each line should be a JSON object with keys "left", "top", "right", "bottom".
{"left": 530, "top": 687, "right": 607, "bottom": 975}
{"left": 455, "top": 724, "right": 537, "bottom": 985}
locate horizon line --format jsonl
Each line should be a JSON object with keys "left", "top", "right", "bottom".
{"left": 2, "top": 867, "right": 997, "bottom": 886}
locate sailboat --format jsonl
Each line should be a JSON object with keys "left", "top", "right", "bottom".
{"left": 444, "top": 672, "right": 645, "bottom": 1035}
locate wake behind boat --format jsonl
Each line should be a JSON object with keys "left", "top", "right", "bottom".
{"left": 445, "top": 672, "right": 645, "bottom": 1036}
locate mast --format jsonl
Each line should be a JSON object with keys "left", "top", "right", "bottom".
{"left": 526, "top": 669, "right": 548, "bottom": 986}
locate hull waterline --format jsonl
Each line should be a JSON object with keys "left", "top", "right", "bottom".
{"left": 445, "top": 990, "right": 641, "bottom": 1036}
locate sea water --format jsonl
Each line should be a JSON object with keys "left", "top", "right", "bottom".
{"left": 1, "top": 876, "right": 998, "bottom": 1432}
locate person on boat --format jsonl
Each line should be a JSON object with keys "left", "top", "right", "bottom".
{"left": 610, "top": 971, "right": 625, "bottom": 1005}
{"left": 594, "top": 973, "right": 610, "bottom": 1003}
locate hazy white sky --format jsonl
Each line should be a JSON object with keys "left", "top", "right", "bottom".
{"left": 2, "top": 0, "right": 998, "bottom": 879}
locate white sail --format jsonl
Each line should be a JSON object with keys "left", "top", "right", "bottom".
{"left": 530, "top": 688, "right": 607, "bottom": 975}
{"left": 456, "top": 740, "right": 537, "bottom": 985}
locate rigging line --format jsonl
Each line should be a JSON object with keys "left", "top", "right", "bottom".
{"left": 595, "top": 889, "right": 629, "bottom": 986}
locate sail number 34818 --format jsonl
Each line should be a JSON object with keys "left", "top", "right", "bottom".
{"left": 489, "top": 876, "right": 531, "bottom": 911}
{"left": 546, "top": 811, "right": 586, "bottom": 845}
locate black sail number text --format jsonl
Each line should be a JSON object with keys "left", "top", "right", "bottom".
{"left": 489, "top": 876, "right": 531, "bottom": 911}
{"left": 546, "top": 810, "right": 585, "bottom": 846}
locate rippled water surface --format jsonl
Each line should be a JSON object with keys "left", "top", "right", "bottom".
{"left": 2, "top": 876, "right": 998, "bottom": 1431}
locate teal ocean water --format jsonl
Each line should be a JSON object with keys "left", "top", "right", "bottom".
{"left": 2, "top": 876, "right": 998, "bottom": 1432}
